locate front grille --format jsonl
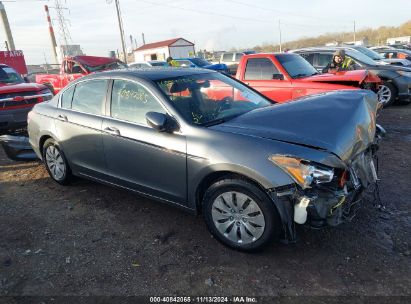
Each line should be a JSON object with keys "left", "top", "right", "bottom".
{"left": 0, "top": 91, "right": 39, "bottom": 110}
{"left": 0, "top": 91, "right": 37, "bottom": 99}
{"left": 1, "top": 98, "right": 38, "bottom": 109}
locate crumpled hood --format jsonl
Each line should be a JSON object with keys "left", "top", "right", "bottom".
{"left": 72, "top": 55, "right": 120, "bottom": 67}
{"left": 212, "top": 90, "right": 378, "bottom": 163}
{"left": 304, "top": 70, "right": 379, "bottom": 84}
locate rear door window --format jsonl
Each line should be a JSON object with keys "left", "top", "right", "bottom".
{"left": 300, "top": 53, "right": 315, "bottom": 65}
{"left": 244, "top": 58, "right": 279, "bottom": 80}
{"left": 110, "top": 79, "right": 166, "bottom": 126}
{"left": 318, "top": 53, "right": 333, "bottom": 67}
{"left": 234, "top": 53, "right": 244, "bottom": 62}
{"left": 71, "top": 79, "right": 108, "bottom": 115}
{"left": 222, "top": 53, "right": 233, "bottom": 62}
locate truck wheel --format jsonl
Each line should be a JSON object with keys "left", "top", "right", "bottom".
{"left": 202, "top": 178, "right": 280, "bottom": 252}
{"left": 377, "top": 82, "right": 397, "bottom": 106}
{"left": 42, "top": 138, "right": 72, "bottom": 185}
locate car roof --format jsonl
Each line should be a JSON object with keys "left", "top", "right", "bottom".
{"left": 84, "top": 67, "right": 214, "bottom": 81}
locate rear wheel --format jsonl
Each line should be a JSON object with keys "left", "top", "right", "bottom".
{"left": 42, "top": 138, "right": 72, "bottom": 185}
{"left": 377, "top": 82, "right": 397, "bottom": 106}
{"left": 202, "top": 178, "right": 280, "bottom": 251}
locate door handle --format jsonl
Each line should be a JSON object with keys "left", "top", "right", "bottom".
{"left": 104, "top": 126, "right": 120, "bottom": 136}
{"left": 57, "top": 114, "right": 67, "bottom": 121}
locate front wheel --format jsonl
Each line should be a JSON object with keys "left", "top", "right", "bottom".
{"left": 377, "top": 82, "right": 397, "bottom": 106}
{"left": 202, "top": 179, "right": 280, "bottom": 251}
{"left": 42, "top": 138, "right": 72, "bottom": 185}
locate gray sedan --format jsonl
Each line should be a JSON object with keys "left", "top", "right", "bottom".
{"left": 28, "top": 68, "right": 381, "bottom": 251}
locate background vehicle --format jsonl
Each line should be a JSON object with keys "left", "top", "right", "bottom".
{"left": 234, "top": 53, "right": 380, "bottom": 103}
{"left": 0, "top": 64, "right": 51, "bottom": 132}
{"left": 219, "top": 51, "right": 255, "bottom": 75}
{"left": 128, "top": 60, "right": 168, "bottom": 68}
{"left": 381, "top": 58, "right": 411, "bottom": 67}
{"left": 28, "top": 69, "right": 380, "bottom": 251}
{"left": 174, "top": 57, "right": 229, "bottom": 73}
{"left": 35, "top": 55, "right": 126, "bottom": 94}
{"left": 292, "top": 47, "right": 411, "bottom": 105}
{"left": 375, "top": 49, "right": 411, "bottom": 61}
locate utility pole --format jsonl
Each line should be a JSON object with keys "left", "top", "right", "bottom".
{"left": 142, "top": 32, "right": 145, "bottom": 45}
{"left": 0, "top": 1, "right": 15, "bottom": 50}
{"left": 44, "top": 5, "right": 58, "bottom": 64}
{"left": 278, "top": 19, "right": 282, "bottom": 52}
{"left": 353, "top": 20, "right": 356, "bottom": 44}
{"left": 114, "top": 0, "right": 127, "bottom": 64}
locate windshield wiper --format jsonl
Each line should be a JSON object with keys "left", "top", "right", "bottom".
{"left": 292, "top": 73, "right": 309, "bottom": 78}
{"left": 201, "top": 113, "right": 244, "bottom": 127}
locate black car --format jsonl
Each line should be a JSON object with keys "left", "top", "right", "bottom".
{"left": 292, "top": 47, "right": 411, "bottom": 106}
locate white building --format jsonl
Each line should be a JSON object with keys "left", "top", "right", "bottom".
{"left": 133, "top": 38, "right": 195, "bottom": 62}
{"left": 387, "top": 36, "right": 411, "bottom": 45}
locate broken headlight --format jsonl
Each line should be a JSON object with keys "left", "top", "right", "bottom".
{"left": 269, "top": 155, "right": 334, "bottom": 189}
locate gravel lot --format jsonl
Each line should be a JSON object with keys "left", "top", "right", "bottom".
{"left": 0, "top": 105, "right": 410, "bottom": 299}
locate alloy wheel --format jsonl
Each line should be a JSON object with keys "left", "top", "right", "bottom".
{"left": 377, "top": 84, "right": 392, "bottom": 105}
{"left": 45, "top": 145, "right": 66, "bottom": 181}
{"left": 211, "top": 191, "right": 265, "bottom": 245}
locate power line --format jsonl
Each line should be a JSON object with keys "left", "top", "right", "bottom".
{"left": 224, "top": 0, "right": 352, "bottom": 25}
{"left": 138, "top": 0, "right": 272, "bottom": 24}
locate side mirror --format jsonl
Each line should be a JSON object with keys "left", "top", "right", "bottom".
{"left": 23, "top": 76, "right": 30, "bottom": 83}
{"left": 146, "top": 112, "right": 177, "bottom": 132}
{"left": 272, "top": 74, "right": 284, "bottom": 80}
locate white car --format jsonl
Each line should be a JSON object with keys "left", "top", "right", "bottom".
{"left": 128, "top": 60, "right": 168, "bottom": 68}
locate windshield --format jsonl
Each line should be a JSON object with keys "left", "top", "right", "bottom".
{"left": 0, "top": 66, "right": 23, "bottom": 84}
{"left": 155, "top": 72, "right": 272, "bottom": 126}
{"left": 350, "top": 46, "right": 384, "bottom": 60}
{"left": 85, "top": 61, "right": 127, "bottom": 72}
{"left": 345, "top": 49, "right": 378, "bottom": 66}
{"left": 276, "top": 54, "right": 318, "bottom": 78}
{"left": 189, "top": 58, "right": 212, "bottom": 67}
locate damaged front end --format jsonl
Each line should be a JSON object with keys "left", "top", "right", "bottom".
{"left": 268, "top": 126, "right": 384, "bottom": 242}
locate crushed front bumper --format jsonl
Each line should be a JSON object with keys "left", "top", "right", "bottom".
{"left": 269, "top": 145, "right": 381, "bottom": 242}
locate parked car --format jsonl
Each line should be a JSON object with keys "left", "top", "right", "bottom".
{"left": 292, "top": 47, "right": 411, "bottom": 105}
{"left": 219, "top": 51, "right": 256, "bottom": 75}
{"left": 174, "top": 58, "right": 229, "bottom": 74}
{"left": 128, "top": 60, "right": 168, "bottom": 68}
{"left": 381, "top": 58, "right": 411, "bottom": 67}
{"left": 342, "top": 45, "right": 391, "bottom": 64}
{"left": 28, "top": 68, "right": 382, "bottom": 251}
{"left": 234, "top": 53, "right": 380, "bottom": 103}
{"left": 36, "top": 55, "right": 126, "bottom": 94}
{"left": 375, "top": 49, "right": 411, "bottom": 61}
{"left": 0, "top": 64, "right": 52, "bottom": 132}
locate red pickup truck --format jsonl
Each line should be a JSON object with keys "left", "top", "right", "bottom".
{"left": 0, "top": 64, "right": 51, "bottom": 132}
{"left": 36, "top": 55, "right": 126, "bottom": 94}
{"left": 235, "top": 53, "right": 381, "bottom": 102}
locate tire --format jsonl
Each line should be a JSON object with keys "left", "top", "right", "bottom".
{"left": 202, "top": 178, "right": 281, "bottom": 252}
{"left": 42, "top": 138, "right": 72, "bottom": 185}
{"left": 377, "top": 82, "right": 397, "bottom": 106}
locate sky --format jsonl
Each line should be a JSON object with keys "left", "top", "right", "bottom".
{"left": 1, "top": 0, "right": 411, "bottom": 64}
